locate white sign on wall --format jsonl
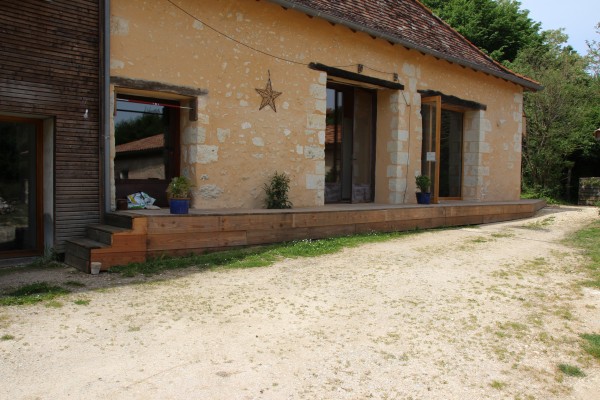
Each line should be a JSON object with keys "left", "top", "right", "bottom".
{"left": 426, "top": 152, "right": 436, "bottom": 162}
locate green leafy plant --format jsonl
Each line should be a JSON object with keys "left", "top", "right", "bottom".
{"left": 166, "top": 176, "right": 193, "bottom": 199}
{"left": 415, "top": 175, "right": 431, "bottom": 193}
{"left": 264, "top": 171, "right": 293, "bottom": 209}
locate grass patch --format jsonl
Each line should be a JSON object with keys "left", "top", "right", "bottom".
{"left": 581, "top": 334, "right": 600, "bottom": 359}
{"left": 558, "top": 363, "right": 585, "bottom": 377}
{"left": 566, "top": 220, "right": 600, "bottom": 288}
{"left": 490, "top": 380, "right": 506, "bottom": 389}
{"left": 73, "top": 299, "right": 91, "bottom": 306}
{"left": 45, "top": 300, "right": 63, "bottom": 308}
{"left": 1, "top": 334, "right": 15, "bottom": 341}
{"left": 0, "top": 282, "right": 70, "bottom": 306}
{"left": 112, "top": 230, "right": 418, "bottom": 277}
{"left": 64, "top": 281, "right": 86, "bottom": 288}
{"left": 520, "top": 216, "right": 556, "bottom": 230}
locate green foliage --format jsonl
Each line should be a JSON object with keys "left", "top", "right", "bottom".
{"left": 263, "top": 171, "right": 293, "bottom": 209}
{"left": 421, "top": 0, "right": 541, "bottom": 62}
{"left": 166, "top": 176, "right": 193, "bottom": 199}
{"left": 509, "top": 29, "right": 600, "bottom": 197}
{"left": 581, "top": 334, "right": 600, "bottom": 359}
{"left": 112, "top": 230, "right": 417, "bottom": 276}
{"left": 1, "top": 334, "right": 15, "bottom": 341}
{"left": 0, "top": 282, "right": 70, "bottom": 306}
{"left": 558, "top": 364, "right": 585, "bottom": 377}
{"left": 415, "top": 175, "right": 431, "bottom": 192}
{"left": 114, "top": 111, "right": 165, "bottom": 146}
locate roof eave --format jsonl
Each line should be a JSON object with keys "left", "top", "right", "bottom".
{"left": 267, "top": 0, "right": 543, "bottom": 91}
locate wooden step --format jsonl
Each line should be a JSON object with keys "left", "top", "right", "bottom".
{"left": 87, "top": 224, "right": 131, "bottom": 245}
{"left": 64, "top": 238, "right": 109, "bottom": 273}
{"left": 104, "top": 213, "right": 134, "bottom": 229}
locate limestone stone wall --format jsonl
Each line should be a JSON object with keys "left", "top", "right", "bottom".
{"left": 110, "top": 0, "right": 525, "bottom": 208}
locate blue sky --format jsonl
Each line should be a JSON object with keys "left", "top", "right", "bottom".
{"left": 518, "top": 0, "right": 599, "bottom": 55}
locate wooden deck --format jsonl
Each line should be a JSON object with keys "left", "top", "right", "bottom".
{"left": 65, "top": 200, "right": 546, "bottom": 273}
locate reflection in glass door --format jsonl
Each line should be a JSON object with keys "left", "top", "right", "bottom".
{"left": 325, "top": 83, "right": 376, "bottom": 203}
{"left": 0, "top": 118, "right": 42, "bottom": 255}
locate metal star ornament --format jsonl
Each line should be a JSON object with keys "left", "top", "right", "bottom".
{"left": 255, "top": 70, "right": 282, "bottom": 112}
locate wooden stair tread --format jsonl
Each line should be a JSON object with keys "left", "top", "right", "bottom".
{"left": 65, "top": 237, "right": 109, "bottom": 250}
{"left": 88, "top": 224, "right": 131, "bottom": 234}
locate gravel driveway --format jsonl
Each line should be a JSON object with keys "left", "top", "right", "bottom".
{"left": 1, "top": 206, "right": 599, "bottom": 399}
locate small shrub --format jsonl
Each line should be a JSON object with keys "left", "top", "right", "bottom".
{"left": 1, "top": 334, "right": 15, "bottom": 341}
{"left": 264, "top": 171, "right": 292, "bottom": 209}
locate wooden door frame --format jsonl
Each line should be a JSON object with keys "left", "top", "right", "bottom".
{"left": 421, "top": 95, "right": 441, "bottom": 204}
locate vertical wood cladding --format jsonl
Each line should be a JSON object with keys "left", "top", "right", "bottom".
{"left": 0, "top": 0, "right": 101, "bottom": 251}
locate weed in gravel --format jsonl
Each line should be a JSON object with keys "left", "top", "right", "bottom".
{"left": 581, "top": 334, "right": 600, "bottom": 359}
{"left": 0, "top": 282, "right": 70, "bottom": 306}
{"left": 520, "top": 216, "right": 556, "bottom": 230}
{"left": 558, "top": 363, "right": 585, "bottom": 377}
{"left": 490, "top": 380, "right": 506, "bottom": 389}
{"left": 45, "top": 300, "right": 63, "bottom": 308}
{"left": 1, "top": 334, "right": 15, "bottom": 341}
{"left": 64, "top": 281, "right": 86, "bottom": 288}
{"left": 490, "top": 231, "right": 515, "bottom": 238}
{"left": 74, "top": 299, "right": 91, "bottom": 306}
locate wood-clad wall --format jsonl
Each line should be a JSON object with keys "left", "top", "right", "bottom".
{"left": 0, "top": 0, "right": 102, "bottom": 252}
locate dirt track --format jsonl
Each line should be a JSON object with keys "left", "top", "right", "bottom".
{"left": 1, "top": 206, "right": 599, "bottom": 399}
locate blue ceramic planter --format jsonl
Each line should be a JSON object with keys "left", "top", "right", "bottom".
{"left": 169, "top": 198, "right": 190, "bottom": 214}
{"left": 416, "top": 192, "right": 431, "bottom": 204}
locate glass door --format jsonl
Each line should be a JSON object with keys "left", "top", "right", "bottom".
{"left": 325, "top": 84, "right": 376, "bottom": 203}
{"left": 0, "top": 117, "right": 42, "bottom": 256}
{"left": 421, "top": 97, "right": 464, "bottom": 202}
{"left": 439, "top": 109, "right": 463, "bottom": 198}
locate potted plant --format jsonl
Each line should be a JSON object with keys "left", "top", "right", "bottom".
{"left": 415, "top": 175, "right": 431, "bottom": 204}
{"left": 166, "top": 176, "right": 193, "bottom": 214}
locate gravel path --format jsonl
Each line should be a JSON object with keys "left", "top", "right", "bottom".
{"left": 1, "top": 206, "right": 599, "bottom": 399}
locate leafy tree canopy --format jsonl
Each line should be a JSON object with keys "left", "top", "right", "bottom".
{"left": 421, "top": 0, "right": 541, "bottom": 62}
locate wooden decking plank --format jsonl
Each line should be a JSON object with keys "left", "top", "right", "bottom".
{"left": 220, "top": 214, "right": 294, "bottom": 231}
{"left": 147, "top": 231, "right": 247, "bottom": 251}
{"left": 146, "top": 215, "right": 219, "bottom": 234}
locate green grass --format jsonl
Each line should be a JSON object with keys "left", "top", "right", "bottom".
{"left": 111, "top": 230, "right": 418, "bottom": 277}
{"left": 0, "top": 282, "right": 71, "bottom": 306}
{"left": 581, "top": 334, "right": 600, "bottom": 359}
{"left": 64, "top": 281, "right": 86, "bottom": 288}
{"left": 490, "top": 380, "right": 506, "bottom": 389}
{"left": 567, "top": 220, "right": 600, "bottom": 288}
{"left": 73, "top": 299, "right": 91, "bottom": 306}
{"left": 0, "top": 334, "right": 15, "bottom": 341}
{"left": 520, "top": 216, "right": 556, "bottom": 230}
{"left": 558, "top": 363, "right": 585, "bottom": 377}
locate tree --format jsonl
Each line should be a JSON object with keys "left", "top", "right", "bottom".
{"left": 421, "top": 0, "right": 541, "bottom": 63}
{"left": 508, "top": 29, "right": 599, "bottom": 196}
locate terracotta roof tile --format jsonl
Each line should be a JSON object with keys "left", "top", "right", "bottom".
{"left": 115, "top": 134, "right": 164, "bottom": 153}
{"left": 269, "top": 0, "right": 541, "bottom": 90}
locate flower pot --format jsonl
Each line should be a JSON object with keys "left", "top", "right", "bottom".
{"left": 169, "top": 198, "right": 190, "bottom": 214}
{"left": 416, "top": 192, "right": 431, "bottom": 204}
